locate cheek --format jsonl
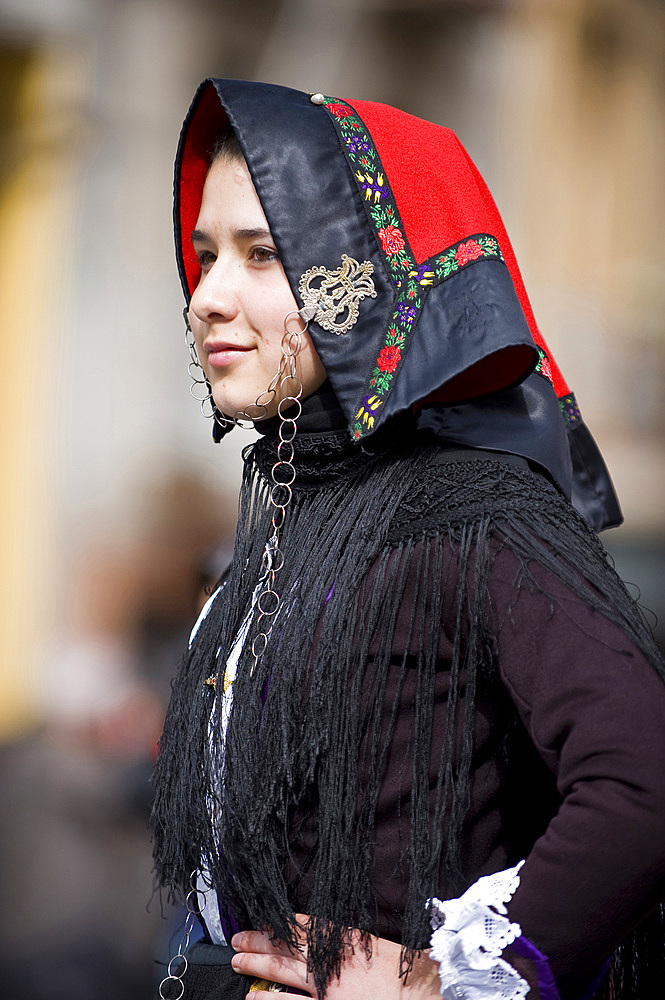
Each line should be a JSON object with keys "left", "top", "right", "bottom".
{"left": 258, "top": 272, "right": 299, "bottom": 334}
{"left": 254, "top": 296, "right": 295, "bottom": 361}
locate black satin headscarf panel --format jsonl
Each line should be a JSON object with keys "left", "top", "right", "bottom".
{"left": 384, "top": 259, "right": 535, "bottom": 422}
{"left": 207, "top": 79, "right": 397, "bottom": 429}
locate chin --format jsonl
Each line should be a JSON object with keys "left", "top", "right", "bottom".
{"left": 210, "top": 383, "right": 245, "bottom": 420}
{"left": 212, "top": 389, "right": 271, "bottom": 421}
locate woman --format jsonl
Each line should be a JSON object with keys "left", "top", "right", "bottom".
{"left": 152, "top": 80, "right": 665, "bottom": 1000}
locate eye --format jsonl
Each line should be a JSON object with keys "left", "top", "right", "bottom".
{"left": 196, "top": 249, "right": 216, "bottom": 270}
{"left": 250, "top": 246, "right": 279, "bottom": 263}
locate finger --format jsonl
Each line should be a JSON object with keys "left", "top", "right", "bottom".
{"left": 232, "top": 949, "right": 311, "bottom": 991}
{"left": 288, "top": 915, "right": 311, "bottom": 953}
{"left": 247, "top": 992, "right": 314, "bottom": 1000}
{"left": 232, "top": 930, "right": 306, "bottom": 961}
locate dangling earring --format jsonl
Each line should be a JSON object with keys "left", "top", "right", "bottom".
{"left": 183, "top": 307, "right": 232, "bottom": 434}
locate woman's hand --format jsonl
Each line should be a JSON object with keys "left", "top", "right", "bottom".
{"left": 231, "top": 916, "right": 441, "bottom": 1000}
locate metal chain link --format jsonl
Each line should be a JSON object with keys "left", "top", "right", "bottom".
{"left": 183, "top": 307, "right": 234, "bottom": 435}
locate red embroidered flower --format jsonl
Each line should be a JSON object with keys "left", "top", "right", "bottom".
{"left": 454, "top": 239, "right": 484, "bottom": 266}
{"left": 377, "top": 225, "right": 406, "bottom": 256}
{"left": 354, "top": 429, "right": 361, "bottom": 440}
{"left": 376, "top": 345, "right": 401, "bottom": 373}
{"left": 538, "top": 355, "right": 553, "bottom": 382}
{"left": 328, "top": 103, "right": 353, "bottom": 118}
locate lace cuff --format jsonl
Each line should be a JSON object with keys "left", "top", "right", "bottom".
{"left": 429, "top": 861, "right": 529, "bottom": 1000}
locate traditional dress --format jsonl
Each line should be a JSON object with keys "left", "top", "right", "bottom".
{"left": 152, "top": 81, "right": 665, "bottom": 1000}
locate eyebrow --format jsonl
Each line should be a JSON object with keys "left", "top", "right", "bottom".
{"left": 190, "top": 227, "right": 273, "bottom": 243}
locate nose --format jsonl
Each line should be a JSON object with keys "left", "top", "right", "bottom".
{"left": 189, "top": 257, "right": 239, "bottom": 326}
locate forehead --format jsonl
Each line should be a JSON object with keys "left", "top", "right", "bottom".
{"left": 195, "top": 157, "right": 269, "bottom": 231}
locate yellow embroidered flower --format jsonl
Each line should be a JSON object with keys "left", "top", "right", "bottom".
{"left": 409, "top": 268, "right": 434, "bottom": 286}
{"left": 356, "top": 171, "right": 388, "bottom": 205}
{"left": 356, "top": 394, "right": 382, "bottom": 429}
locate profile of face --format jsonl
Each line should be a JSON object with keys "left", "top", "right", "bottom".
{"left": 189, "top": 155, "right": 327, "bottom": 420}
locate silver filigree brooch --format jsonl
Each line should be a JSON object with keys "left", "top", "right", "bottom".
{"left": 298, "top": 254, "right": 377, "bottom": 335}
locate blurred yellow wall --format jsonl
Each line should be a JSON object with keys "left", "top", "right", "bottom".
{"left": 0, "top": 44, "right": 88, "bottom": 737}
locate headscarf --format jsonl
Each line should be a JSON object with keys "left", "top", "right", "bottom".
{"left": 174, "top": 78, "right": 620, "bottom": 530}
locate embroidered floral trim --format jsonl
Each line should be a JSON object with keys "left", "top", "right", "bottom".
{"left": 534, "top": 346, "right": 554, "bottom": 385}
{"left": 429, "top": 861, "right": 529, "bottom": 1000}
{"left": 321, "top": 97, "right": 506, "bottom": 440}
{"left": 559, "top": 392, "right": 581, "bottom": 427}
{"left": 352, "top": 229, "right": 505, "bottom": 438}
{"left": 431, "top": 235, "right": 503, "bottom": 282}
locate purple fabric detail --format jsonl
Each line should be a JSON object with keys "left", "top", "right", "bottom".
{"left": 508, "top": 934, "right": 561, "bottom": 1000}
{"left": 325, "top": 583, "right": 335, "bottom": 603}
{"left": 218, "top": 897, "right": 243, "bottom": 940}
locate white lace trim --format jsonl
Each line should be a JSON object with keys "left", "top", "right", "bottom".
{"left": 197, "top": 868, "right": 227, "bottom": 945}
{"left": 429, "top": 861, "right": 528, "bottom": 1000}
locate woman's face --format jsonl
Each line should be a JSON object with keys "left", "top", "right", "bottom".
{"left": 189, "top": 155, "right": 326, "bottom": 420}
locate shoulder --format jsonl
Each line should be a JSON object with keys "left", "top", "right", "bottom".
{"left": 386, "top": 445, "right": 569, "bottom": 544}
{"left": 386, "top": 444, "right": 663, "bottom": 673}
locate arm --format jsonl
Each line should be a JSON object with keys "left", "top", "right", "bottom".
{"left": 491, "top": 544, "right": 665, "bottom": 997}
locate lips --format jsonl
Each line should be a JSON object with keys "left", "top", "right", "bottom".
{"left": 204, "top": 341, "right": 254, "bottom": 368}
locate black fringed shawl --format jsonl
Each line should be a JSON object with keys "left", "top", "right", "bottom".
{"left": 151, "top": 424, "right": 664, "bottom": 997}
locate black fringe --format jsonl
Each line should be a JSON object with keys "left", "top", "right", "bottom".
{"left": 151, "top": 430, "right": 664, "bottom": 998}
{"left": 591, "top": 904, "right": 665, "bottom": 999}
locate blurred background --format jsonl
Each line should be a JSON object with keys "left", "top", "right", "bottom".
{"left": 0, "top": 0, "right": 663, "bottom": 996}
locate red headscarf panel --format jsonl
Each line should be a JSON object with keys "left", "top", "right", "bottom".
{"left": 177, "top": 84, "right": 228, "bottom": 300}
{"left": 348, "top": 98, "right": 569, "bottom": 398}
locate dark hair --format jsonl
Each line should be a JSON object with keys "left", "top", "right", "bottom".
{"left": 210, "top": 127, "right": 243, "bottom": 164}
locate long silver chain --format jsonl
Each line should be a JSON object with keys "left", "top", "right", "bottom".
{"left": 160, "top": 310, "right": 305, "bottom": 997}
{"left": 249, "top": 311, "right": 303, "bottom": 675}
{"left": 158, "top": 871, "right": 204, "bottom": 1000}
